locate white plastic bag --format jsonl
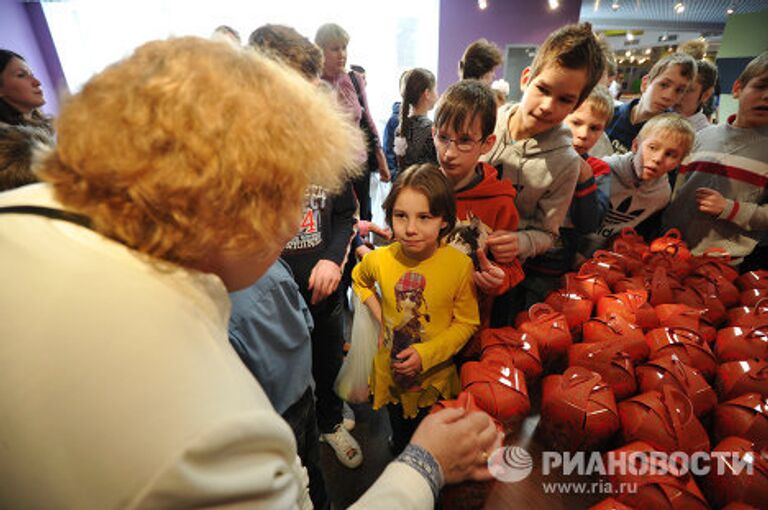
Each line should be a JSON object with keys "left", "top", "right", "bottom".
{"left": 369, "top": 172, "right": 391, "bottom": 231}
{"left": 335, "top": 293, "right": 379, "bottom": 403}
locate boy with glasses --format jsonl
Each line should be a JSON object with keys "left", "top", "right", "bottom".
{"left": 433, "top": 80, "right": 524, "bottom": 333}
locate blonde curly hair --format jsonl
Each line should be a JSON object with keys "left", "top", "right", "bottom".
{"left": 37, "top": 37, "right": 363, "bottom": 266}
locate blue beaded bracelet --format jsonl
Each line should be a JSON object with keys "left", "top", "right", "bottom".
{"left": 395, "top": 444, "right": 444, "bottom": 500}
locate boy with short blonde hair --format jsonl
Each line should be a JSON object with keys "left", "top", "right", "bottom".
{"left": 587, "top": 113, "right": 695, "bottom": 253}
{"left": 482, "top": 22, "right": 604, "bottom": 318}
{"left": 606, "top": 52, "right": 697, "bottom": 154}
{"left": 663, "top": 51, "right": 768, "bottom": 264}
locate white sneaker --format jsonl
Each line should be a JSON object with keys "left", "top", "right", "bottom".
{"left": 321, "top": 424, "right": 363, "bottom": 468}
{"left": 342, "top": 402, "right": 356, "bottom": 431}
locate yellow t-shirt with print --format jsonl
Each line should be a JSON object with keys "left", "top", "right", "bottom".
{"left": 352, "top": 242, "right": 479, "bottom": 418}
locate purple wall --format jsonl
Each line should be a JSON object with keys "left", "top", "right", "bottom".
{"left": 438, "top": 0, "right": 581, "bottom": 91}
{"left": 0, "top": 0, "right": 65, "bottom": 115}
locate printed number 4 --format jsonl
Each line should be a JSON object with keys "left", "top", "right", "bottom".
{"left": 301, "top": 209, "right": 317, "bottom": 233}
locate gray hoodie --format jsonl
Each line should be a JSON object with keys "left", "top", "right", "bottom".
{"left": 585, "top": 152, "right": 671, "bottom": 254}
{"left": 483, "top": 103, "right": 581, "bottom": 261}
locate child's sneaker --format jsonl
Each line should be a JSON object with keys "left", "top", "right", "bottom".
{"left": 320, "top": 424, "right": 363, "bottom": 468}
{"left": 342, "top": 402, "right": 356, "bottom": 431}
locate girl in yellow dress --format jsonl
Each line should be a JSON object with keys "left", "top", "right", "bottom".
{"left": 352, "top": 163, "right": 479, "bottom": 453}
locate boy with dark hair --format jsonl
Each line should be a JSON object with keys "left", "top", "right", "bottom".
{"left": 675, "top": 58, "right": 718, "bottom": 132}
{"left": 459, "top": 38, "right": 502, "bottom": 84}
{"left": 663, "top": 51, "right": 768, "bottom": 264}
{"left": 482, "top": 22, "right": 604, "bottom": 318}
{"left": 606, "top": 52, "right": 697, "bottom": 154}
{"left": 433, "top": 80, "right": 524, "bottom": 327}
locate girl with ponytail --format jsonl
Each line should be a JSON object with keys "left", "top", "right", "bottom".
{"left": 394, "top": 68, "right": 438, "bottom": 175}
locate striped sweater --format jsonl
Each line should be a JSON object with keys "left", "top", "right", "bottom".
{"left": 662, "top": 118, "right": 768, "bottom": 261}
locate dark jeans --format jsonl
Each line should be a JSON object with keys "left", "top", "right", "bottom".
{"left": 282, "top": 388, "right": 329, "bottom": 510}
{"left": 387, "top": 403, "right": 430, "bottom": 455}
{"left": 309, "top": 289, "right": 345, "bottom": 433}
{"left": 351, "top": 172, "right": 372, "bottom": 221}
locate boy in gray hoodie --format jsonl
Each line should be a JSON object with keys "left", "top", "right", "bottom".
{"left": 585, "top": 113, "right": 694, "bottom": 254}
{"left": 482, "top": 22, "right": 604, "bottom": 321}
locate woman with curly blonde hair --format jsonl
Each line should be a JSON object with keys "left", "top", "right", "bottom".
{"left": 0, "top": 36, "right": 501, "bottom": 510}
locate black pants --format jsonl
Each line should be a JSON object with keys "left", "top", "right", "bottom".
{"left": 282, "top": 388, "right": 329, "bottom": 510}
{"left": 309, "top": 289, "right": 345, "bottom": 433}
{"left": 351, "top": 172, "right": 372, "bottom": 221}
{"left": 387, "top": 403, "right": 430, "bottom": 455}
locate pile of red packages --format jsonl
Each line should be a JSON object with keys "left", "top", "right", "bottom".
{"left": 435, "top": 228, "right": 767, "bottom": 509}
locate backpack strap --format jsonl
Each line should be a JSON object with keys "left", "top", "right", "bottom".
{"left": 0, "top": 205, "right": 92, "bottom": 229}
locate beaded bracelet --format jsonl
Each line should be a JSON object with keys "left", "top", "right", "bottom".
{"left": 395, "top": 443, "right": 444, "bottom": 499}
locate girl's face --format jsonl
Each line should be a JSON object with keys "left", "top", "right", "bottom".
{"left": 422, "top": 86, "right": 438, "bottom": 111}
{"left": 391, "top": 187, "right": 447, "bottom": 261}
{"left": 0, "top": 57, "right": 44, "bottom": 114}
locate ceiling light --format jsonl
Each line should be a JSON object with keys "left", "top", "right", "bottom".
{"left": 726, "top": 6, "right": 734, "bottom": 14}
{"left": 625, "top": 50, "right": 631, "bottom": 57}
{"left": 611, "top": 1, "right": 620, "bottom": 11}
{"left": 478, "top": 0, "right": 488, "bottom": 10}
{"left": 674, "top": 2, "right": 685, "bottom": 14}
{"left": 548, "top": 0, "right": 560, "bottom": 9}
{"left": 626, "top": 32, "right": 634, "bottom": 41}
{"left": 645, "top": 48, "right": 652, "bottom": 55}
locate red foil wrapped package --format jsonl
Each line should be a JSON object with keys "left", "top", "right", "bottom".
{"left": 715, "top": 326, "right": 768, "bottom": 363}
{"left": 544, "top": 289, "right": 594, "bottom": 335}
{"left": 569, "top": 341, "right": 637, "bottom": 401}
{"left": 597, "top": 289, "right": 659, "bottom": 330}
{"left": 604, "top": 441, "right": 710, "bottom": 510}
{"left": 565, "top": 271, "right": 612, "bottom": 303}
{"left": 741, "top": 288, "right": 768, "bottom": 308}
{"left": 655, "top": 303, "right": 716, "bottom": 345}
{"left": 737, "top": 270, "right": 768, "bottom": 291}
{"left": 702, "top": 437, "right": 768, "bottom": 509}
{"left": 716, "top": 359, "right": 768, "bottom": 401}
{"left": 516, "top": 303, "right": 572, "bottom": 366}
{"left": 636, "top": 354, "right": 717, "bottom": 417}
{"left": 580, "top": 250, "right": 631, "bottom": 287}
{"left": 479, "top": 327, "right": 543, "bottom": 381}
{"left": 430, "top": 391, "right": 504, "bottom": 434}
{"left": 540, "top": 367, "right": 620, "bottom": 451}
{"left": 613, "top": 227, "right": 649, "bottom": 258}
{"left": 460, "top": 360, "right": 530, "bottom": 426}
{"left": 645, "top": 327, "right": 717, "bottom": 381}
{"left": 675, "top": 284, "right": 728, "bottom": 326}
{"left": 728, "top": 299, "right": 768, "bottom": 328}
{"left": 689, "top": 247, "right": 740, "bottom": 282}
{"left": 685, "top": 272, "right": 741, "bottom": 308}
{"left": 618, "top": 387, "right": 710, "bottom": 455}
{"left": 713, "top": 393, "right": 768, "bottom": 445}
{"left": 582, "top": 313, "right": 649, "bottom": 363}
{"left": 649, "top": 228, "right": 691, "bottom": 260}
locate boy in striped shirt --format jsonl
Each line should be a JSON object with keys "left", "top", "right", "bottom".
{"left": 663, "top": 51, "right": 768, "bottom": 263}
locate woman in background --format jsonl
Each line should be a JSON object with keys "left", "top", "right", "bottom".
{"left": 0, "top": 49, "right": 54, "bottom": 191}
{"left": 315, "top": 23, "right": 390, "bottom": 220}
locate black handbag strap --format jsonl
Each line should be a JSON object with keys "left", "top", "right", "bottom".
{"left": 0, "top": 205, "right": 92, "bottom": 229}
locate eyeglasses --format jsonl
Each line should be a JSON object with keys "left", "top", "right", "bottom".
{"left": 433, "top": 132, "right": 485, "bottom": 153}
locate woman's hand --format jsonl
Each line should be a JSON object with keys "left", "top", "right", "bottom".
{"left": 486, "top": 230, "right": 520, "bottom": 263}
{"left": 473, "top": 249, "right": 506, "bottom": 294}
{"left": 392, "top": 346, "right": 422, "bottom": 377}
{"left": 410, "top": 408, "right": 503, "bottom": 484}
